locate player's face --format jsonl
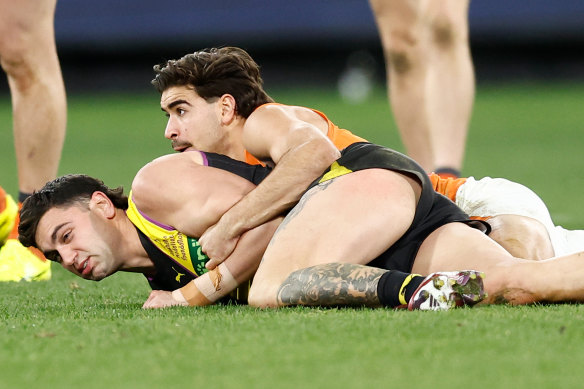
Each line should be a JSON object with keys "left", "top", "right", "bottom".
{"left": 160, "top": 86, "right": 228, "bottom": 154}
{"left": 35, "top": 204, "right": 119, "bottom": 281}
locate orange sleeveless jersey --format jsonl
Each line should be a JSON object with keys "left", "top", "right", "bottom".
{"left": 243, "top": 103, "right": 466, "bottom": 204}
{"left": 428, "top": 174, "right": 467, "bottom": 202}
{"left": 428, "top": 174, "right": 490, "bottom": 221}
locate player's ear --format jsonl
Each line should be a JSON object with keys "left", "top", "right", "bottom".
{"left": 89, "top": 191, "right": 116, "bottom": 219}
{"left": 218, "top": 94, "right": 237, "bottom": 124}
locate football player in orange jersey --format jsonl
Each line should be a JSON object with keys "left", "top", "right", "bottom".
{"left": 152, "top": 47, "right": 582, "bottom": 268}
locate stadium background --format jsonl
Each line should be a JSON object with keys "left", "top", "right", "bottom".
{"left": 1, "top": 0, "right": 583, "bottom": 92}
{"left": 1, "top": 2, "right": 584, "bottom": 388}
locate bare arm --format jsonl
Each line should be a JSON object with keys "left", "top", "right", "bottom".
{"left": 142, "top": 216, "right": 282, "bottom": 309}
{"left": 200, "top": 105, "right": 340, "bottom": 267}
{"left": 132, "top": 152, "right": 281, "bottom": 308}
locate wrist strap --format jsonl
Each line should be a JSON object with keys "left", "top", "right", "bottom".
{"left": 179, "top": 263, "right": 238, "bottom": 306}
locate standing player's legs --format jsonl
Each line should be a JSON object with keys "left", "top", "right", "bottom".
{"left": 248, "top": 169, "right": 418, "bottom": 308}
{"left": 0, "top": 0, "right": 66, "bottom": 195}
{"left": 369, "top": 0, "right": 472, "bottom": 174}
{"left": 370, "top": 0, "right": 432, "bottom": 170}
{"left": 0, "top": 0, "right": 66, "bottom": 281}
{"left": 425, "top": 0, "right": 473, "bottom": 173}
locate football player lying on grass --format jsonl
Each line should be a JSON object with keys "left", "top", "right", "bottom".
{"left": 18, "top": 144, "right": 584, "bottom": 311}
{"left": 153, "top": 46, "right": 583, "bottom": 269}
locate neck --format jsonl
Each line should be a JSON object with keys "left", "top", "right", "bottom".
{"left": 221, "top": 116, "right": 248, "bottom": 162}
{"left": 117, "top": 210, "right": 155, "bottom": 273}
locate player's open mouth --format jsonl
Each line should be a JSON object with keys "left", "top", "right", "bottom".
{"left": 80, "top": 258, "right": 92, "bottom": 276}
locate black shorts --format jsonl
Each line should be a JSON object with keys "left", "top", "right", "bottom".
{"left": 307, "top": 142, "right": 490, "bottom": 272}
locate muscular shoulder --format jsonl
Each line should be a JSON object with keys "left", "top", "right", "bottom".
{"left": 131, "top": 152, "right": 205, "bottom": 217}
{"left": 131, "top": 151, "right": 256, "bottom": 235}
{"left": 248, "top": 104, "right": 328, "bottom": 131}
{"left": 244, "top": 103, "right": 331, "bottom": 162}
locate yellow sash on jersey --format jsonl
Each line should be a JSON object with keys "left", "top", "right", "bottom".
{"left": 126, "top": 192, "right": 208, "bottom": 276}
{"left": 319, "top": 161, "right": 353, "bottom": 183}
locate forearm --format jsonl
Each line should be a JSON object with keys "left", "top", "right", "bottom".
{"left": 175, "top": 263, "right": 239, "bottom": 306}
{"left": 178, "top": 217, "right": 281, "bottom": 305}
{"left": 220, "top": 138, "right": 339, "bottom": 237}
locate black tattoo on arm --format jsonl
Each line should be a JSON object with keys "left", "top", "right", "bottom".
{"left": 277, "top": 263, "right": 387, "bottom": 307}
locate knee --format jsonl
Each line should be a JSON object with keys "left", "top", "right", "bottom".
{"left": 431, "top": 18, "right": 455, "bottom": 50}
{"left": 370, "top": 2, "right": 422, "bottom": 76}
{"left": 0, "top": 24, "right": 53, "bottom": 85}
{"left": 383, "top": 27, "right": 422, "bottom": 76}
{"left": 0, "top": 16, "right": 33, "bottom": 65}
{"left": 386, "top": 48, "right": 414, "bottom": 76}
{"left": 428, "top": 11, "right": 469, "bottom": 53}
{"left": 0, "top": 39, "right": 35, "bottom": 84}
{"left": 488, "top": 215, "right": 555, "bottom": 260}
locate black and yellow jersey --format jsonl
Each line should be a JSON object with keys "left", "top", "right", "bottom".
{"left": 126, "top": 192, "right": 249, "bottom": 302}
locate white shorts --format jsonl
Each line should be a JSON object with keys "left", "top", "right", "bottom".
{"left": 456, "top": 177, "right": 583, "bottom": 256}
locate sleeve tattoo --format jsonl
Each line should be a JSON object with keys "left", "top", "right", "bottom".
{"left": 277, "top": 263, "right": 386, "bottom": 307}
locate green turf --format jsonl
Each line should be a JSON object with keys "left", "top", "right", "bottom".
{"left": 2, "top": 267, "right": 584, "bottom": 389}
{"left": 1, "top": 82, "right": 584, "bottom": 388}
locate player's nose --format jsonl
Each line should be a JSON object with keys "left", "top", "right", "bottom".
{"left": 164, "top": 118, "right": 179, "bottom": 140}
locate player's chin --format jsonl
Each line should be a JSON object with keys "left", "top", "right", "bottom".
{"left": 88, "top": 269, "right": 110, "bottom": 282}
{"left": 82, "top": 267, "right": 110, "bottom": 282}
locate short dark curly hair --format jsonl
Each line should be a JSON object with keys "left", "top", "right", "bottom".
{"left": 18, "top": 174, "right": 127, "bottom": 249}
{"left": 151, "top": 46, "right": 274, "bottom": 118}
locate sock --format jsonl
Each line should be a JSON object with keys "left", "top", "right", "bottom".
{"left": 377, "top": 270, "right": 425, "bottom": 307}
{"left": 434, "top": 167, "right": 461, "bottom": 179}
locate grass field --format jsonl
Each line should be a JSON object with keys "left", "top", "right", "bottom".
{"left": 1, "top": 82, "right": 584, "bottom": 388}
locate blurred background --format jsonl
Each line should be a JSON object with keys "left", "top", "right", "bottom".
{"left": 1, "top": 0, "right": 583, "bottom": 227}
{"left": 0, "top": 0, "right": 582, "bottom": 93}
{"left": 1, "top": 5, "right": 583, "bottom": 385}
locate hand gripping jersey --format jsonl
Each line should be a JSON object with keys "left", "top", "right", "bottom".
{"left": 126, "top": 192, "right": 249, "bottom": 302}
